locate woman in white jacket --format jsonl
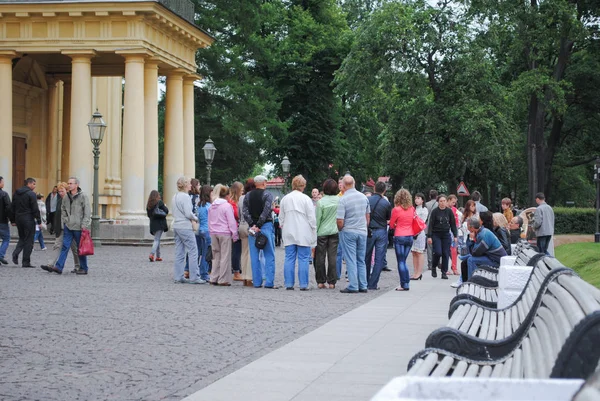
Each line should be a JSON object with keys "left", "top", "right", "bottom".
{"left": 279, "top": 175, "right": 317, "bottom": 291}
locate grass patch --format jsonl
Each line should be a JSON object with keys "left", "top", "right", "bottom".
{"left": 555, "top": 242, "right": 600, "bottom": 288}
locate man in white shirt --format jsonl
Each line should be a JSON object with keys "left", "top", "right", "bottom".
{"left": 279, "top": 175, "right": 317, "bottom": 290}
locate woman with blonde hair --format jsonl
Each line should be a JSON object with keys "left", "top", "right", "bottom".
{"left": 279, "top": 175, "right": 317, "bottom": 290}
{"left": 229, "top": 181, "right": 244, "bottom": 281}
{"left": 209, "top": 184, "right": 239, "bottom": 286}
{"left": 389, "top": 188, "right": 416, "bottom": 291}
{"left": 171, "top": 177, "right": 202, "bottom": 284}
{"left": 492, "top": 212, "right": 511, "bottom": 255}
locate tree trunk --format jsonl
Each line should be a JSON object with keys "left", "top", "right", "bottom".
{"left": 527, "top": 94, "right": 546, "bottom": 206}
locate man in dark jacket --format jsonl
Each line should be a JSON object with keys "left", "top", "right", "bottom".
{"left": 0, "top": 176, "right": 12, "bottom": 265}
{"left": 45, "top": 186, "right": 58, "bottom": 234}
{"left": 11, "top": 177, "right": 41, "bottom": 267}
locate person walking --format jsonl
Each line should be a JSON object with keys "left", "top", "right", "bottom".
{"left": 171, "top": 176, "right": 203, "bottom": 284}
{"left": 315, "top": 178, "right": 339, "bottom": 289}
{"left": 147, "top": 190, "right": 168, "bottom": 262}
{"left": 532, "top": 192, "right": 555, "bottom": 255}
{"left": 45, "top": 186, "right": 58, "bottom": 233}
{"left": 410, "top": 193, "right": 428, "bottom": 280}
{"left": 471, "top": 191, "right": 488, "bottom": 214}
{"left": 11, "top": 177, "right": 41, "bottom": 268}
{"left": 242, "top": 175, "right": 277, "bottom": 289}
{"left": 42, "top": 177, "right": 91, "bottom": 274}
{"left": 389, "top": 189, "right": 417, "bottom": 291}
{"left": 34, "top": 193, "right": 47, "bottom": 251}
{"left": 426, "top": 194, "right": 458, "bottom": 279}
{"left": 209, "top": 184, "right": 239, "bottom": 286}
{"left": 238, "top": 179, "right": 255, "bottom": 286}
{"left": 40, "top": 182, "right": 80, "bottom": 273}
{"left": 424, "top": 189, "right": 438, "bottom": 271}
{"left": 0, "top": 176, "right": 12, "bottom": 265}
{"left": 279, "top": 175, "right": 317, "bottom": 291}
{"left": 337, "top": 175, "right": 370, "bottom": 294}
{"left": 365, "top": 181, "right": 392, "bottom": 289}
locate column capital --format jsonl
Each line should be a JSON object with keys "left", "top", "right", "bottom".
{"left": 0, "top": 50, "right": 18, "bottom": 61}
{"left": 61, "top": 50, "right": 97, "bottom": 60}
{"left": 145, "top": 57, "right": 161, "bottom": 68}
{"left": 116, "top": 48, "right": 154, "bottom": 60}
{"left": 183, "top": 73, "right": 201, "bottom": 84}
{"left": 165, "top": 68, "right": 187, "bottom": 79}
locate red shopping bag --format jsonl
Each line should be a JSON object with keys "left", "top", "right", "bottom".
{"left": 78, "top": 228, "right": 95, "bottom": 256}
{"left": 412, "top": 214, "right": 426, "bottom": 236}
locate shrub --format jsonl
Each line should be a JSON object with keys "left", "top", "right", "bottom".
{"left": 554, "top": 207, "right": 597, "bottom": 234}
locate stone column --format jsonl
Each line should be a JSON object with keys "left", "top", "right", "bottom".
{"left": 0, "top": 51, "right": 17, "bottom": 195}
{"left": 183, "top": 76, "right": 196, "bottom": 179}
{"left": 163, "top": 70, "right": 186, "bottom": 207}
{"left": 144, "top": 60, "right": 159, "bottom": 197}
{"left": 63, "top": 51, "right": 95, "bottom": 192}
{"left": 46, "top": 78, "right": 59, "bottom": 187}
{"left": 118, "top": 52, "right": 147, "bottom": 219}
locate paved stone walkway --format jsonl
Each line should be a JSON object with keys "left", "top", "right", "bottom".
{"left": 0, "top": 244, "right": 414, "bottom": 401}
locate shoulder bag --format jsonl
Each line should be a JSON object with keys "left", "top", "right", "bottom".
{"left": 412, "top": 208, "right": 426, "bottom": 236}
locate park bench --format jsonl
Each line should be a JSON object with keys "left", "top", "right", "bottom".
{"left": 467, "top": 241, "right": 537, "bottom": 288}
{"left": 450, "top": 243, "right": 542, "bottom": 309}
{"left": 427, "top": 256, "right": 569, "bottom": 357}
{"left": 406, "top": 268, "right": 600, "bottom": 379}
{"left": 573, "top": 370, "right": 600, "bottom": 401}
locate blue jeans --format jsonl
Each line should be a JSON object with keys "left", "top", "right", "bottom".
{"left": 467, "top": 255, "right": 498, "bottom": 279}
{"left": 394, "top": 236, "right": 413, "bottom": 289}
{"left": 198, "top": 230, "right": 211, "bottom": 281}
{"left": 366, "top": 228, "right": 387, "bottom": 289}
{"left": 248, "top": 222, "right": 275, "bottom": 287}
{"left": 0, "top": 223, "right": 10, "bottom": 259}
{"left": 56, "top": 226, "right": 88, "bottom": 272}
{"left": 537, "top": 235, "right": 551, "bottom": 255}
{"left": 341, "top": 230, "right": 367, "bottom": 291}
{"left": 336, "top": 231, "right": 344, "bottom": 279}
{"left": 34, "top": 229, "right": 46, "bottom": 249}
{"left": 151, "top": 230, "right": 163, "bottom": 257}
{"left": 284, "top": 245, "right": 311, "bottom": 289}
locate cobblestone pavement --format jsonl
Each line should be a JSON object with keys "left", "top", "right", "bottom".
{"left": 0, "top": 243, "right": 405, "bottom": 401}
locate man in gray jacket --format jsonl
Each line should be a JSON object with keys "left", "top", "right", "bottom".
{"left": 43, "top": 176, "right": 91, "bottom": 274}
{"left": 532, "top": 192, "right": 555, "bottom": 255}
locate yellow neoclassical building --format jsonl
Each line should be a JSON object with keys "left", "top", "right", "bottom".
{"left": 0, "top": 0, "right": 213, "bottom": 230}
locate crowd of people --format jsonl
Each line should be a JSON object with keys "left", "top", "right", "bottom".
{"left": 0, "top": 172, "right": 554, "bottom": 289}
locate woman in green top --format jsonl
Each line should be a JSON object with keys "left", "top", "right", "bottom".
{"left": 315, "top": 178, "right": 340, "bottom": 289}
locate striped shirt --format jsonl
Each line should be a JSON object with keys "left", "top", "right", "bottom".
{"left": 336, "top": 188, "right": 370, "bottom": 235}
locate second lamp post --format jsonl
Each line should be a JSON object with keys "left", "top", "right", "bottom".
{"left": 202, "top": 138, "right": 217, "bottom": 186}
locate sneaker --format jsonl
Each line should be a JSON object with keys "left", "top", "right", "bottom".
{"left": 173, "top": 279, "right": 187, "bottom": 284}
{"left": 149, "top": 253, "right": 154, "bottom": 262}
{"left": 188, "top": 279, "right": 207, "bottom": 284}
{"left": 450, "top": 279, "right": 461, "bottom": 288}
{"left": 75, "top": 269, "right": 88, "bottom": 275}
{"left": 41, "top": 247, "right": 47, "bottom": 251}
{"left": 0, "top": 257, "right": 8, "bottom": 265}
{"left": 441, "top": 273, "right": 448, "bottom": 280}
{"left": 155, "top": 257, "right": 163, "bottom": 262}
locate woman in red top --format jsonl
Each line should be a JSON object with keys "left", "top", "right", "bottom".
{"left": 389, "top": 188, "right": 416, "bottom": 291}
{"left": 229, "top": 182, "right": 243, "bottom": 281}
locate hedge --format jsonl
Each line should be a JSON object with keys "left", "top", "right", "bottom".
{"left": 554, "top": 207, "right": 597, "bottom": 234}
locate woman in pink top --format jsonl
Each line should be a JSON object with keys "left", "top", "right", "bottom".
{"left": 389, "top": 189, "right": 415, "bottom": 291}
{"left": 208, "top": 185, "right": 240, "bottom": 286}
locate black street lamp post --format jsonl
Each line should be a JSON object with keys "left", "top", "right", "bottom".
{"left": 594, "top": 156, "right": 600, "bottom": 243}
{"left": 281, "top": 156, "right": 291, "bottom": 194}
{"left": 87, "top": 110, "right": 107, "bottom": 243}
{"left": 202, "top": 138, "right": 216, "bottom": 186}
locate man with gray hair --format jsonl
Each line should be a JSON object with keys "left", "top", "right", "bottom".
{"left": 337, "top": 175, "right": 370, "bottom": 293}
{"left": 465, "top": 216, "right": 506, "bottom": 278}
{"left": 243, "top": 175, "right": 278, "bottom": 288}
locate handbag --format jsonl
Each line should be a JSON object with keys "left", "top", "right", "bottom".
{"left": 412, "top": 211, "right": 426, "bottom": 236}
{"left": 78, "top": 228, "right": 95, "bottom": 256}
{"left": 153, "top": 203, "right": 167, "bottom": 217}
{"left": 255, "top": 232, "right": 268, "bottom": 249}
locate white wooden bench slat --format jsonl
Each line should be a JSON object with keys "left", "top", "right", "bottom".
{"left": 579, "top": 279, "right": 600, "bottom": 304}
{"left": 448, "top": 305, "right": 470, "bottom": 330}
{"left": 537, "top": 307, "right": 561, "bottom": 357}
{"left": 511, "top": 303, "right": 521, "bottom": 332}
{"left": 500, "top": 357, "right": 513, "bottom": 378}
{"left": 474, "top": 285, "right": 481, "bottom": 299}
{"left": 414, "top": 353, "right": 438, "bottom": 376}
{"left": 488, "top": 310, "right": 498, "bottom": 340}
{"left": 543, "top": 295, "right": 573, "bottom": 344}
{"left": 468, "top": 285, "right": 475, "bottom": 296}
{"left": 510, "top": 348, "right": 523, "bottom": 378}
{"left": 503, "top": 309, "right": 511, "bottom": 338}
{"left": 451, "top": 360, "right": 469, "bottom": 377}
{"left": 528, "top": 325, "right": 545, "bottom": 378}
{"left": 548, "top": 282, "right": 585, "bottom": 327}
{"left": 431, "top": 356, "right": 454, "bottom": 377}
{"left": 406, "top": 358, "right": 424, "bottom": 376}
{"left": 469, "top": 308, "right": 484, "bottom": 337}
{"left": 465, "top": 364, "right": 480, "bottom": 377}
{"left": 479, "top": 365, "right": 493, "bottom": 377}
{"left": 557, "top": 275, "right": 600, "bottom": 316}
{"left": 522, "top": 287, "right": 533, "bottom": 311}
{"left": 516, "top": 302, "right": 527, "bottom": 328}
{"left": 532, "top": 314, "right": 552, "bottom": 378}
{"left": 522, "top": 337, "right": 535, "bottom": 378}
{"left": 491, "top": 362, "right": 504, "bottom": 378}
{"left": 480, "top": 309, "right": 491, "bottom": 340}
{"left": 458, "top": 306, "right": 479, "bottom": 333}
{"left": 490, "top": 290, "right": 498, "bottom": 302}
